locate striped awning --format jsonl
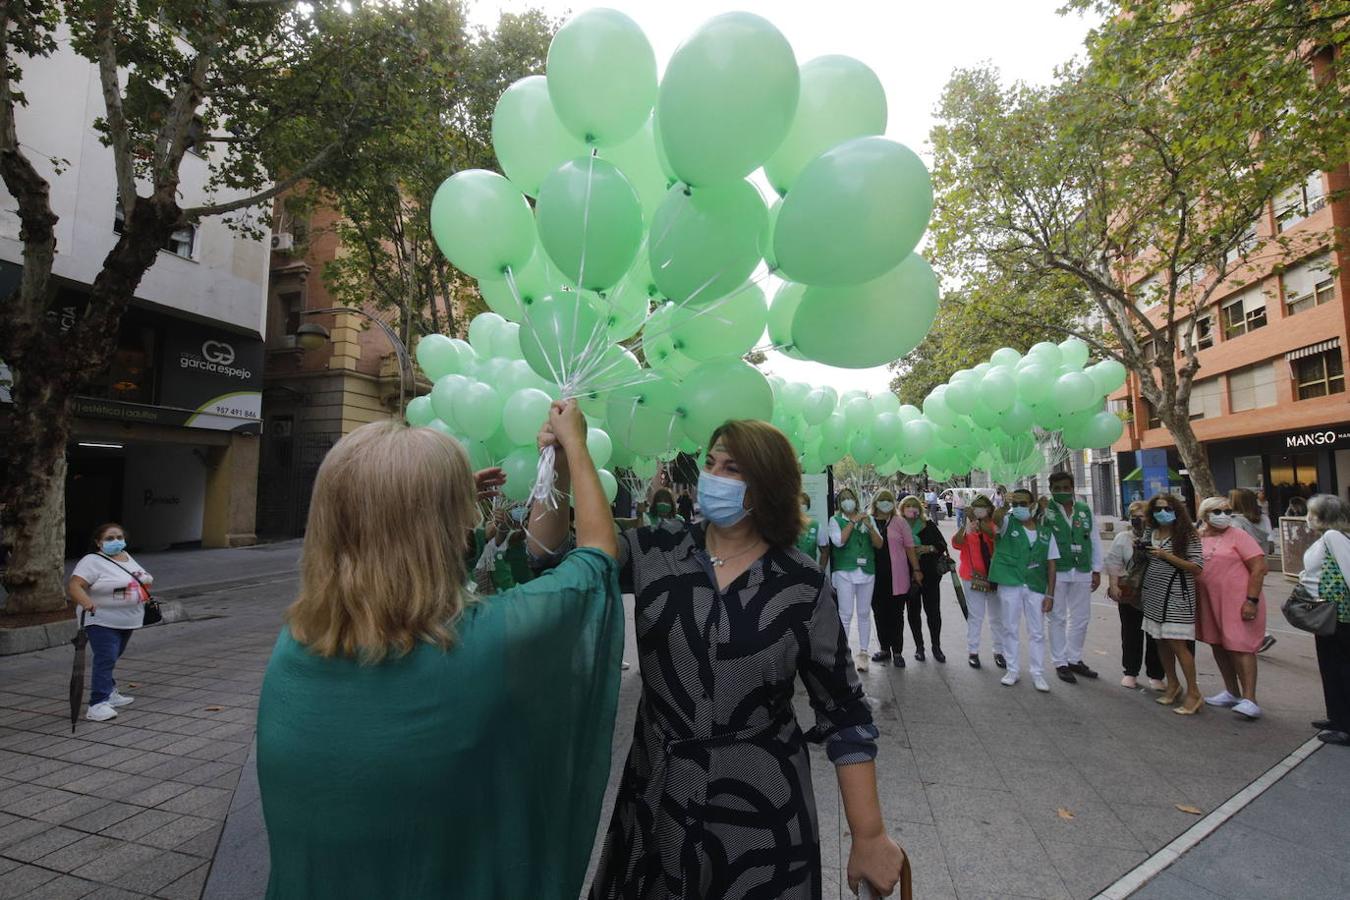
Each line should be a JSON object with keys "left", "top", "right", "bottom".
{"left": 1287, "top": 338, "right": 1340, "bottom": 362}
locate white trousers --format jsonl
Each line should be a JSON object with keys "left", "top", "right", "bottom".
{"left": 964, "top": 581, "right": 1005, "bottom": 656}
{"left": 1049, "top": 579, "right": 1094, "bottom": 667}
{"left": 832, "top": 573, "right": 874, "bottom": 655}
{"left": 998, "top": 584, "right": 1045, "bottom": 678}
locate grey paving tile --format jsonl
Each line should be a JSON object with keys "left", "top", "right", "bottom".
{"left": 41, "top": 765, "right": 123, "bottom": 792}
{"left": 19, "top": 874, "right": 102, "bottom": 900}
{"left": 1, "top": 824, "right": 87, "bottom": 862}
{"left": 886, "top": 820, "right": 958, "bottom": 899}
{"left": 35, "top": 833, "right": 127, "bottom": 873}
{"left": 0, "top": 863, "right": 59, "bottom": 898}
{"left": 67, "top": 836, "right": 161, "bottom": 882}
{"left": 31, "top": 795, "right": 115, "bottom": 826}
{"left": 156, "top": 861, "right": 209, "bottom": 900}
{"left": 154, "top": 786, "right": 232, "bottom": 820}
{"left": 1112, "top": 801, "right": 1206, "bottom": 853}
{"left": 1020, "top": 798, "right": 1143, "bottom": 852}
{"left": 99, "top": 809, "right": 181, "bottom": 842}
{"left": 1161, "top": 819, "right": 1350, "bottom": 898}
{"left": 1043, "top": 841, "right": 1148, "bottom": 900}
{"left": 109, "top": 848, "right": 202, "bottom": 894}
{"left": 140, "top": 814, "right": 219, "bottom": 851}
{"left": 0, "top": 787, "right": 81, "bottom": 818}
{"left": 0, "top": 855, "right": 19, "bottom": 875}
{"left": 62, "top": 801, "right": 142, "bottom": 835}
{"left": 0, "top": 815, "right": 50, "bottom": 850}
{"left": 935, "top": 813, "right": 1072, "bottom": 900}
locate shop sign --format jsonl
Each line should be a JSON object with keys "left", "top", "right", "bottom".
{"left": 1279, "top": 426, "right": 1350, "bottom": 451}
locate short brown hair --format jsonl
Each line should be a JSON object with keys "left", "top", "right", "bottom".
{"left": 708, "top": 420, "right": 804, "bottom": 548}
{"left": 90, "top": 522, "right": 126, "bottom": 551}
{"left": 1229, "top": 488, "right": 1261, "bottom": 524}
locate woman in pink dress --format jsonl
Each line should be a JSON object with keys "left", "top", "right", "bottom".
{"left": 1196, "top": 496, "right": 1269, "bottom": 720}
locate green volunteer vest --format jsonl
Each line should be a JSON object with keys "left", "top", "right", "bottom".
{"left": 830, "top": 515, "right": 876, "bottom": 575}
{"left": 796, "top": 518, "right": 821, "bottom": 560}
{"left": 1046, "top": 501, "right": 1094, "bottom": 573}
{"left": 988, "top": 516, "right": 1054, "bottom": 593}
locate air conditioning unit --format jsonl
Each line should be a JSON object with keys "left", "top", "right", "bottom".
{"left": 271, "top": 232, "right": 294, "bottom": 252}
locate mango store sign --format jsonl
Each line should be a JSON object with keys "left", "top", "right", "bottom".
{"left": 1282, "top": 427, "right": 1350, "bottom": 450}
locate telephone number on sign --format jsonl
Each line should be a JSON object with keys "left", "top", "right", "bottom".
{"left": 210, "top": 406, "right": 253, "bottom": 418}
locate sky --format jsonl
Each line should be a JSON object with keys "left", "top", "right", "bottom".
{"left": 469, "top": 0, "right": 1100, "bottom": 396}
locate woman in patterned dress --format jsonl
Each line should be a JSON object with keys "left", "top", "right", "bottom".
{"left": 1139, "top": 493, "right": 1205, "bottom": 715}
{"left": 532, "top": 419, "right": 907, "bottom": 899}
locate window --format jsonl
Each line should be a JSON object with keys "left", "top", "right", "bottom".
{"left": 1174, "top": 314, "right": 1214, "bottom": 354}
{"left": 1276, "top": 172, "right": 1327, "bottom": 232}
{"left": 1134, "top": 272, "right": 1165, "bottom": 309}
{"left": 1283, "top": 252, "right": 1336, "bottom": 315}
{"left": 1229, "top": 362, "right": 1277, "bottom": 412}
{"left": 1225, "top": 223, "right": 1259, "bottom": 266}
{"left": 1144, "top": 399, "right": 1161, "bottom": 429}
{"left": 113, "top": 202, "right": 197, "bottom": 259}
{"left": 282, "top": 292, "right": 303, "bottom": 335}
{"left": 1221, "top": 288, "right": 1266, "bottom": 339}
{"left": 1188, "top": 377, "right": 1222, "bottom": 420}
{"left": 1294, "top": 350, "right": 1345, "bottom": 400}
{"left": 1233, "top": 455, "right": 1263, "bottom": 493}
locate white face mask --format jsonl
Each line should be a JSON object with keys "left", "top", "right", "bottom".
{"left": 972, "top": 508, "right": 989, "bottom": 519}
{"left": 876, "top": 500, "right": 895, "bottom": 513}
{"left": 1208, "top": 512, "right": 1232, "bottom": 529}
{"left": 840, "top": 499, "right": 857, "bottom": 513}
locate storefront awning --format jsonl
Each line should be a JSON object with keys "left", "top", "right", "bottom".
{"left": 1287, "top": 337, "right": 1340, "bottom": 362}
{"left": 1122, "top": 467, "right": 1184, "bottom": 482}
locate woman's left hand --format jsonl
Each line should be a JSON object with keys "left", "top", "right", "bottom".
{"left": 847, "top": 832, "right": 906, "bottom": 896}
{"left": 1241, "top": 599, "right": 1258, "bottom": 621}
{"left": 475, "top": 468, "right": 506, "bottom": 500}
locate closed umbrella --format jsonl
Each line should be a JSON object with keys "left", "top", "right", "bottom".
{"left": 949, "top": 568, "right": 969, "bottom": 620}
{"left": 69, "top": 609, "right": 88, "bottom": 733}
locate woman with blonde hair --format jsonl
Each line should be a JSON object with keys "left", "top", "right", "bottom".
{"left": 1195, "top": 495, "right": 1268, "bottom": 719}
{"left": 257, "top": 401, "right": 623, "bottom": 899}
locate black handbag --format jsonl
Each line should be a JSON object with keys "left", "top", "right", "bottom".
{"left": 1281, "top": 583, "right": 1336, "bottom": 636}
{"left": 98, "top": 553, "right": 163, "bottom": 626}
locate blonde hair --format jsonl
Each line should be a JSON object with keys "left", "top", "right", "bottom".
{"left": 1197, "top": 496, "right": 1228, "bottom": 527}
{"left": 872, "top": 489, "right": 896, "bottom": 516}
{"left": 900, "top": 495, "right": 926, "bottom": 520}
{"left": 287, "top": 421, "right": 478, "bottom": 663}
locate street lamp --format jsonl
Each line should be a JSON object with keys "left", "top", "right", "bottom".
{"left": 297, "top": 308, "right": 415, "bottom": 415}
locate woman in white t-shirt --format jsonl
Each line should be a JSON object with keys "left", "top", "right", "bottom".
{"left": 68, "top": 523, "right": 152, "bottom": 722}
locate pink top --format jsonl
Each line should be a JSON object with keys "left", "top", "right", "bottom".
{"left": 1196, "top": 526, "right": 1267, "bottom": 653}
{"left": 886, "top": 516, "right": 916, "bottom": 595}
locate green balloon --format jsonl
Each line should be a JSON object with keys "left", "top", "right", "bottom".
{"left": 586, "top": 426, "right": 613, "bottom": 469}
{"left": 1016, "top": 363, "right": 1055, "bottom": 405}
{"left": 518, "top": 293, "right": 605, "bottom": 386}
{"left": 1053, "top": 372, "right": 1098, "bottom": 413}
{"left": 502, "top": 387, "right": 552, "bottom": 445}
{"left": 850, "top": 431, "right": 880, "bottom": 466}
{"left": 649, "top": 180, "right": 766, "bottom": 306}
{"left": 792, "top": 253, "right": 939, "bottom": 368}
{"left": 468, "top": 312, "right": 506, "bottom": 356}
{"left": 430, "top": 170, "right": 535, "bottom": 280}
{"left": 647, "top": 340, "right": 701, "bottom": 381}
{"left": 405, "top": 395, "right": 435, "bottom": 427}
{"left": 970, "top": 402, "right": 1002, "bottom": 430}
{"left": 979, "top": 369, "right": 1017, "bottom": 412}
{"left": 536, "top": 156, "right": 643, "bottom": 291}
{"left": 872, "top": 392, "right": 901, "bottom": 418}
{"left": 484, "top": 426, "right": 516, "bottom": 464}
{"left": 491, "top": 76, "right": 587, "bottom": 197}
{"left": 844, "top": 397, "right": 874, "bottom": 431}
{"left": 656, "top": 12, "right": 799, "bottom": 186}
{"left": 596, "top": 468, "right": 619, "bottom": 503}
{"left": 490, "top": 321, "right": 523, "bottom": 361}
{"left": 1029, "top": 341, "right": 1063, "bottom": 368}
{"left": 801, "top": 386, "right": 837, "bottom": 425}
{"left": 767, "top": 281, "right": 807, "bottom": 360}
{"left": 779, "top": 381, "right": 811, "bottom": 416}
{"left": 774, "top": 137, "right": 932, "bottom": 286}
{"left": 546, "top": 9, "right": 656, "bottom": 146}
{"left": 479, "top": 245, "right": 564, "bottom": 321}
{"left": 903, "top": 419, "right": 937, "bottom": 457}
{"left": 606, "top": 373, "right": 683, "bottom": 455}
{"left": 454, "top": 382, "right": 502, "bottom": 441}
{"left": 415, "top": 334, "right": 466, "bottom": 380}
{"left": 999, "top": 400, "right": 1035, "bottom": 434}
{"left": 578, "top": 344, "right": 641, "bottom": 405}
{"left": 819, "top": 436, "right": 847, "bottom": 467}
{"left": 822, "top": 413, "right": 849, "bottom": 445}
{"left": 1082, "top": 410, "right": 1124, "bottom": 448}
{"left": 944, "top": 379, "right": 979, "bottom": 415}
{"left": 598, "top": 116, "right": 670, "bottom": 224}
{"left": 600, "top": 256, "right": 658, "bottom": 342}
{"left": 431, "top": 374, "right": 470, "bottom": 427}
{"left": 671, "top": 282, "right": 767, "bottom": 361}
{"left": 1059, "top": 338, "right": 1091, "bottom": 370}
{"left": 1088, "top": 358, "right": 1127, "bottom": 395}
{"left": 764, "top": 55, "right": 887, "bottom": 195}
{"left": 501, "top": 446, "right": 541, "bottom": 502}
{"left": 991, "top": 347, "right": 1022, "bottom": 368}
{"left": 760, "top": 198, "right": 781, "bottom": 272}
{"left": 678, "top": 358, "right": 773, "bottom": 445}
{"left": 872, "top": 412, "right": 902, "bottom": 448}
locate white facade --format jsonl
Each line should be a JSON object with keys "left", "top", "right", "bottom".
{"left": 0, "top": 26, "right": 269, "bottom": 336}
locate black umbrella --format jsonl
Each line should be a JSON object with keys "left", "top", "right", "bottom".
{"left": 69, "top": 609, "right": 88, "bottom": 733}
{"left": 949, "top": 570, "right": 969, "bottom": 620}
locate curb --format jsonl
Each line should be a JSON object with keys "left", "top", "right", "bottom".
{"left": 0, "top": 600, "right": 190, "bottom": 656}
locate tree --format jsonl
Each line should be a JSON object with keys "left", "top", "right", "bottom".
{"left": 314, "top": 5, "right": 558, "bottom": 345}
{"left": 928, "top": 3, "right": 1348, "bottom": 500}
{"left": 0, "top": 1, "right": 466, "bottom": 614}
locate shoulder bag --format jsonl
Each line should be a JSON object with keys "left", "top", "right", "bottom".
{"left": 1118, "top": 530, "right": 1150, "bottom": 608}
{"left": 969, "top": 531, "right": 994, "bottom": 594}
{"left": 1281, "top": 535, "right": 1338, "bottom": 636}
{"left": 98, "top": 554, "right": 163, "bottom": 626}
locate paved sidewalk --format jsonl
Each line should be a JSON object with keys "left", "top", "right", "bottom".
{"left": 60, "top": 541, "right": 304, "bottom": 600}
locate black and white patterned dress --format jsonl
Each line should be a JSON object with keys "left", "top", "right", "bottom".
{"left": 1140, "top": 533, "right": 1205, "bottom": 640}
{"left": 589, "top": 522, "right": 878, "bottom": 899}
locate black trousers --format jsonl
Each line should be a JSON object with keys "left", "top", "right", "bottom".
{"left": 900, "top": 578, "right": 943, "bottom": 653}
{"left": 1118, "top": 602, "right": 1164, "bottom": 679}
{"left": 872, "top": 587, "right": 904, "bottom": 654}
{"left": 1316, "top": 620, "right": 1350, "bottom": 730}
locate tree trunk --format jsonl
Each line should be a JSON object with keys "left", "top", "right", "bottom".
{"left": 1164, "top": 412, "right": 1219, "bottom": 501}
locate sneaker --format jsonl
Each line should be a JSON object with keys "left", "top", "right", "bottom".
{"left": 1033, "top": 675, "right": 1051, "bottom": 692}
{"left": 1120, "top": 675, "right": 1138, "bottom": 689}
{"left": 1000, "top": 672, "right": 1018, "bottom": 687}
{"left": 1258, "top": 634, "right": 1277, "bottom": 654}
{"left": 1205, "top": 690, "right": 1241, "bottom": 708}
{"left": 993, "top": 653, "right": 1008, "bottom": 669}
{"left": 1056, "top": 665, "right": 1078, "bottom": 684}
{"left": 1148, "top": 678, "right": 1166, "bottom": 691}
{"left": 108, "top": 690, "right": 134, "bottom": 708}
{"left": 1232, "top": 699, "right": 1262, "bottom": 720}
{"left": 969, "top": 654, "right": 982, "bottom": 669}
{"left": 871, "top": 650, "right": 892, "bottom": 664}
{"left": 1068, "top": 661, "right": 1099, "bottom": 679}
{"left": 86, "top": 702, "right": 117, "bottom": 722}
{"left": 856, "top": 652, "right": 870, "bottom": 673}
{"left": 933, "top": 648, "right": 946, "bottom": 663}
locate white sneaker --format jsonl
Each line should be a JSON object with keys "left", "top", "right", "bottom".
{"left": 855, "top": 651, "right": 870, "bottom": 673}
{"left": 108, "top": 690, "right": 134, "bottom": 708}
{"left": 1000, "top": 672, "right": 1019, "bottom": 687}
{"left": 1205, "top": 690, "right": 1240, "bottom": 708}
{"left": 1232, "top": 699, "right": 1263, "bottom": 719}
{"left": 1121, "top": 675, "right": 1138, "bottom": 689}
{"left": 1033, "top": 675, "right": 1051, "bottom": 693}
{"left": 1148, "top": 678, "right": 1166, "bottom": 691}
{"left": 86, "top": 702, "right": 117, "bottom": 722}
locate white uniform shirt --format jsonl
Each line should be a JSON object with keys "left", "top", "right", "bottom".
{"left": 829, "top": 515, "right": 879, "bottom": 584}
{"left": 1045, "top": 501, "right": 1103, "bottom": 584}
{"left": 71, "top": 553, "right": 152, "bottom": 629}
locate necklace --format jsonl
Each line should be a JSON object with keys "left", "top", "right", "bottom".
{"left": 706, "top": 532, "right": 765, "bottom": 567}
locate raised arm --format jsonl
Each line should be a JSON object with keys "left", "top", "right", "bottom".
{"left": 527, "top": 400, "right": 617, "bottom": 560}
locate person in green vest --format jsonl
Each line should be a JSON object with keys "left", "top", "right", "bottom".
{"left": 796, "top": 491, "right": 827, "bottom": 566}
{"left": 617, "top": 487, "right": 683, "bottom": 532}
{"left": 257, "top": 402, "right": 623, "bottom": 899}
{"left": 1044, "top": 472, "right": 1103, "bottom": 684}
{"left": 829, "top": 487, "right": 885, "bottom": 672}
{"left": 989, "top": 488, "right": 1060, "bottom": 692}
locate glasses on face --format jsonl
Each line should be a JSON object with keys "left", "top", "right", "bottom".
{"left": 1212, "top": 507, "right": 1233, "bottom": 514}
{"left": 1153, "top": 506, "right": 1171, "bottom": 512}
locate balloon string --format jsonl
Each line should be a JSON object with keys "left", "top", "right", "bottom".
{"left": 505, "top": 266, "right": 567, "bottom": 390}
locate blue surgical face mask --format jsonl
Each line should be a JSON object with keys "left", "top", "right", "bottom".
{"left": 101, "top": 538, "right": 126, "bottom": 555}
{"left": 698, "top": 471, "right": 749, "bottom": 527}
{"left": 509, "top": 507, "right": 527, "bottom": 523}
{"left": 1153, "top": 509, "right": 1176, "bottom": 525}
{"left": 1010, "top": 507, "right": 1033, "bottom": 522}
